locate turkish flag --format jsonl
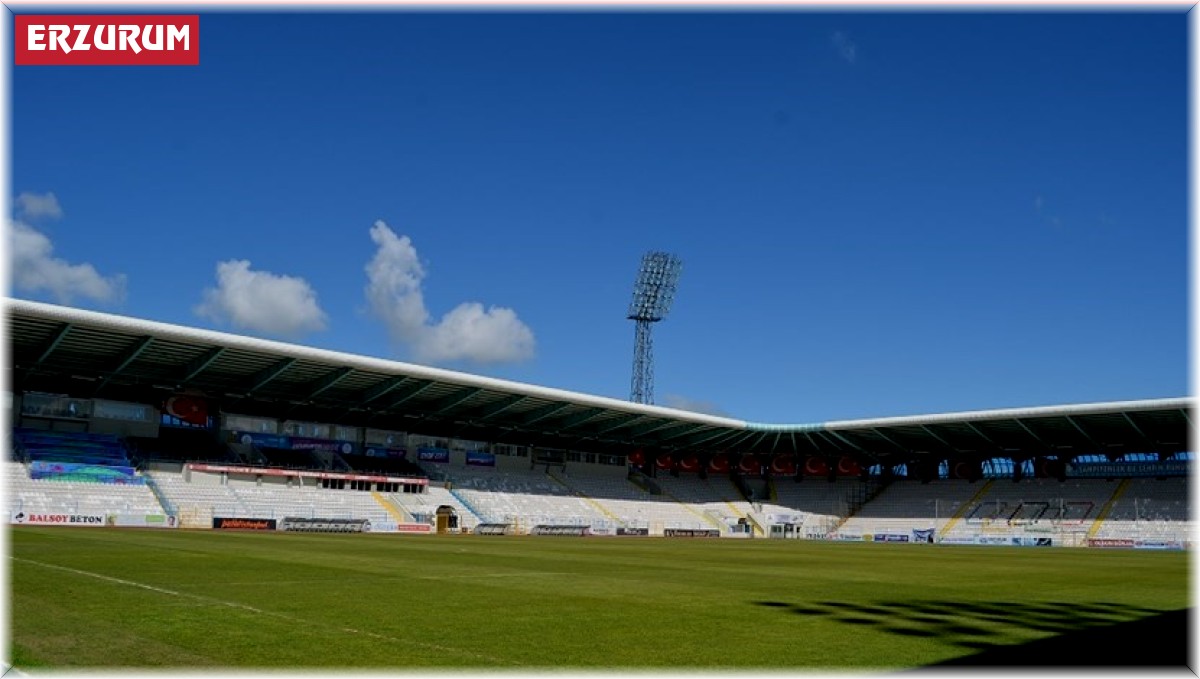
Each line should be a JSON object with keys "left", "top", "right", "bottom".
{"left": 166, "top": 395, "right": 208, "bottom": 426}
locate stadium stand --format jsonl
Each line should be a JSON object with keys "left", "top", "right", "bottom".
{"left": 224, "top": 476, "right": 396, "bottom": 525}
{"left": 546, "top": 467, "right": 686, "bottom": 532}
{"left": 1091, "top": 477, "right": 1191, "bottom": 543}
{"left": 652, "top": 474, "right": 754, "bottom": 533}
{"left": 8, "top": 461, "right": 165, "bottom": 517}
{"left": 340, "top": 452, "right": 425, "bottom": 477}
{"left": 935, "top": 478, "right": 1118, "bottom": 545}
{"left": 442, "top": 466, "right": 607, "bottom": 529}
{"left": 127, "top": 426, "right": 236, "bottom": 465}
{"left": 764, "top": 477, "right": 875, "bottom": 536}
{"left": 257, "top": 447, "right": 325, "bottom": 470}
{"left": 145, "top": 464, "right": 249, "bottom": 526}
{"left": 392, "top": 482, "right": 480, "bottom": 530}
{"left": 830, "top": 479, "right": 986, "bottom": 539}
{"left": 16, "top": 429, "right": 130, "bottom": 466}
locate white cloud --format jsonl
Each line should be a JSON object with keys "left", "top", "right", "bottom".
{"left": 9, "top": 219, "right": 126, "bottom": 304}
{"left": 662, "top": 394, "right": 729, "bottom": 417}
{"left": 831, "top": 31, "right": 858, "bottom": 64}
{"left": 15, "top": 191, "right": 63, "bottom": 221}
{"left": 195, "top": 259, "right": 328, "bottom": 338}
{"left": 365, "top": 220, "right": 535, "bottom": 365}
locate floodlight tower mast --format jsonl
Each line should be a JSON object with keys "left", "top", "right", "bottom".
{"left": 627, "top": 251, "right": 682, "bottom": 405}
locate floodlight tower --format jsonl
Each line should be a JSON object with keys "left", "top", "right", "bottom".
{"left": 627, "top": 251, "right": 682, "bottom": 405}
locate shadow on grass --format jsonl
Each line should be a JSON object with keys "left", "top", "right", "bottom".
{"left": 753, "top": 599, "right": 1189, "bottom": 667}
{"left": 928, "top": 607, "right": 1189, "bottom": 667}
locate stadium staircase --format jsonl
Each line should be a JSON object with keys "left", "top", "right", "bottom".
{"left": 141, "top": 473, "right": 176, "bottom": 517}
{"left": 825, "top": 479, "right": 889, "bottom": 535}
{"left": 655, "top": 485, "right": 727, "bottom": 533}
{"left": 628, "top": 469, "right": 661, "bottom": 495}
{"left": 764, "top": 477, "right": 779, "bottom": 502}
{"left": 721, "top": 477, "right": 762, "bottom": 536}
{"left": 1086, "top": 478, "right": 1132, "bottom": 540}
{"left": 937, "top": 480, "right": 995, "bottom": 539}
{"left": 545, "top": 470, "right": 624, "bottom": 524}
{"left": 447, "top": 488, "right": 485, "bottom": 521}
{"left": 371, "top": 491, "right": 413, "bottom": 523}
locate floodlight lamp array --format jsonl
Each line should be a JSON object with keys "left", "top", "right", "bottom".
{"left": 627, "top": 251, "right": 682, "bottom": 322}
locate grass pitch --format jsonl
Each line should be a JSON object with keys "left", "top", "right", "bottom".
{"left": 9, "top": 527, "right": 1190, "bottom": 670}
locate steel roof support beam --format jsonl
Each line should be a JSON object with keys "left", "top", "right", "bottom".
{"left": 34, "top": 323, "right": 72, "bottom": 365}
{"left": 380, "top": 380, "right": 437, "bottom": 411}
{"left": 93, "top": 335, "right": 155, "bottom": 395}
{"left": 519, "top": 402, "right": 575, "bottom": 426}
{"left": 581, "top": 414, "right": 649, "bottom": 438}
{"left": 365, "top": 381, "right": 438, "bottom": 425}
{"left": 180, "top": 347, "right": 225, "bottom": 383}
{"left": 1064, "top": 415, "right": 1104, "bottom": 453}
{"left": 426, "top": 387, "right": 484, "bottom": 416}
{"left": 361, "top": 376, "right": 409, "bottom": 404}
{"left": 625, "top": 419, "right": 693, "bottom": 440}
{"left": 814, "top": 430, "right": 849, "bottom": 453}
{"left": 963, "top": 421, "right": 1007, "bottom": 454}
{"left": 472, "top": 394, "right": 529, "bottom": 421}
{"left": 870, "top": 428, "right": 911, "bottom": 454}
{"left": 723, "top": 430, "right": 761, "bottom": 451}
{"left": 803, "top": 431, "right": 823, "bottom": 453}
{"left": 919, "top": 425, "right": 962, "bottom": 456}
{"left": 1013, "top": 418, "right": 1054, "bottom": 452}
{"left": 653, "top": 423, "right": 718, "bottom": 445}
{"left": 770, "top": 432, "right": 783, "bottom": 455}
{"left": 305, "top": 367, "right": 354, "bottom": 401}
{"left": 1120, "top": 412, "right": 1157, "bottom": 449}
{"left": 550, "top": 407, "right": 609, "bottom": 433}
{"left": 659, "top": 426, "right": 734, "bottom": 450}
{"left": 746, "top": 431, "right": 772, "bottom": 451}
{"left": 827, "top": 430, "right": 880, "bottom": 465}
{"left": 245, "top": 357, "right": 297, "bottom": 396}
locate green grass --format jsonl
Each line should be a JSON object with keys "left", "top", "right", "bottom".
{"left": 9, "top": 527, "right": 1190, "bottom": 670}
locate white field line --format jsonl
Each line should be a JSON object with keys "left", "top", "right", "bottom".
{"left": 11, "top": 557, "right": 522, "bottom": 666}
{"left": 412, "top": 571, "right": 572, "bottom": 580}
{"left": 189, "top": 572, "right": 573, "bottom": 585}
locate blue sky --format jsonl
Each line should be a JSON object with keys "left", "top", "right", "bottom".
{"left": 9, "top": 10, "right": 1189, "bottom": 424}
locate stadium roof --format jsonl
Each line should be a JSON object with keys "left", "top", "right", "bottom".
{"left": 6, "top": 299, "right": 1192, "bottom": 466}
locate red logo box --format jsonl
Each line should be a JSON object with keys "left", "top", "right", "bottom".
{"left": 15, "top": 15, "right": 199, "bottom": 66}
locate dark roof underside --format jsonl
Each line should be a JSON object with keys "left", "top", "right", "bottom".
{"left": 6, "top": 301, "right": 1192, "bottom": 465}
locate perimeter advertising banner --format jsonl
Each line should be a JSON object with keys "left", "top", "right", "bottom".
{"left": 213, "top": 517, "right": 276, "bottom": 530}
{"left": 663, "top": 528, "right": 721, "bottom": 538}
{"left": 231, "top": 431, "right": 290, "bottom": 448}
{"left": 1133, "top": 539, "right": 1184, "bottom": 550}
{"left": 532, "top": 525, "right": 589, "bottom": 536}
{"left": 417, "top": 448, "right": 450, "bottom": 463}
{"left": 11, "top": 512, "right": 105, "bottom": 526}
{"left": 363, "top": 447, "right": 407, "bottom": 458}
{"left": 1067, "top": 460, "right": 1189, "bottom": 478}
{"left": 30, "top": 461, "right": 145, "bottom": 484}
{"left": 278, "top": 517, "right": 371, "bottom": 533}
{"left": 394, "top": 523, "right": 434, "bottom": 533}
{"left": 289, "top": 437, "right": 356, "bottom": 454}
{"left": 109, "top": 514, "right": 178, "bottom": 528}
{"left": 465, "top": 451, "right": 495, "bottom": 467}
{"left": 1088, "top": 538, "right": 1135, "bottom": 548}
